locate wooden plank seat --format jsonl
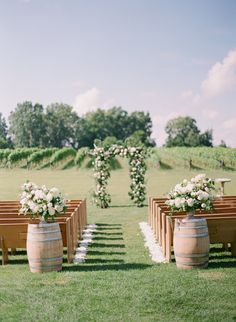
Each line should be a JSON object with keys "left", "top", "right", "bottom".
{"left": 0, "top": 199, "right": 87, "bottom": 265}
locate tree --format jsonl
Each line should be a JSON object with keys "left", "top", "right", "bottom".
{"left": 9, "top": 102, "right": 46, "bottom": 147}
{"left": 125, "top": 130, "right": 153, "bottom": 147}
{"left": 45, "top": 103, "right": 79, "bottom": 148}
{"left": 218, "top": 139, "right": 227, "bottom": 148}
{"left": 165, "top": 116, "right": 213, "bottom": 147}
{"left": 75, "top": 107, "right": 155, "bottom": 148}
{"left": 128, "top": 111, "right": 153, "bottom": 141}
{"left": 199, "top": 129, "right": 213, "bottom": 147}
{"left": 0, "top": 113, "right": 9, "bottom": 148}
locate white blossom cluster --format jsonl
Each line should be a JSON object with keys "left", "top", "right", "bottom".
{"left": 128, "top": 147, "right": 146, "bottom": 207}
{"left": 91, "top": 145, "right": 147, "bottom": 208}
{"left": 166, "top": 173, "right": 215, "bottom": 213}
{"left": 20, "top": 181, "right": 67, "bottom": 221}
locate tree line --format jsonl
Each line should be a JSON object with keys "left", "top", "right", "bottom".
{"left": 0, "top": 102, "right": 155, "bottom": 148}
{"left": 0, "top": 101, "right": 216, "bottom": 149}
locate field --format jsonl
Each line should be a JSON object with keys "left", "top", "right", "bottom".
{"left": 0, "top": 167, "right": 236, "bottom": 322}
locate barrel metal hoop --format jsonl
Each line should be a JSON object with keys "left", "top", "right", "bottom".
{"left": 27, "top": 237, "right": 62, "bottom": 242}
{"left": 29, "top": 256, "right": 63, "bottom": 263}
{"left": 175, "top": 252, "right": 209, "bottom": 258}
{"left": 28, "top": 230, "right": 60, "bottom": 234}
{"left": 174, "top": 233, "right": 209, "bottom": 238}
{"left": 29, "top": 264, "right": 62, "bottom": 270}
{"left": 177, "top": 260, "right": 209, "bottom": 267}
{"left": 177, "top": 226, "right": 208, "bottom": 230}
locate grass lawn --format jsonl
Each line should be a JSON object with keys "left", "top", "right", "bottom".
{"left": 0, "top": 167, "right": 236, "bottom": 322}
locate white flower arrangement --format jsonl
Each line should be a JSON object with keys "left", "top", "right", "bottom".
{"left": 20, "top": 181, "right": 67, "bottom": 221}
{"left": 90, "top": 144, "right": 146, "bottom": 208}
{"left": 166, "top": 174, "right": 215, "bottom": 213}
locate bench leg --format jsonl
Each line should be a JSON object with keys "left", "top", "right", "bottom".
{"left": 222, "top": 242, "right": 229, "bottom": 251}
{"left": 231, "top": 242, "right": 236, "bottom": 256}
{"left": 0, "top": 236, "right": 9, "bottom": 265}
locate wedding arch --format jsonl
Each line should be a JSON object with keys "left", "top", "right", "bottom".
{"left": 90, "top": 145, "right": 147, "bottom": 208}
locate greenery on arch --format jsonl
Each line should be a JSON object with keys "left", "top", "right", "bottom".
{"left": 90, "top": 145, "right": 147, "bottom": 208}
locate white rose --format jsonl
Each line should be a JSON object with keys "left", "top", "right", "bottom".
{"left": 48, "top": 207, "right": 55, "bottom": 216}
{"left": 186, "top": 183, "right": 194, "bottom": 193}
{"left": 201, "top": 203, "right": 206, "bottom": 208}
{"left": 175, "top": 197, "right": 182, "bottom": 208}
{"left": 55, "top": 205, "right": 63, "bottom": 213}
{"left": 187, "top": 198, "right": 194, "bottom": 207}
{"left": 50, "top": 187, "right": 60, "bottom": 197}
{"left": 46, "top": 193, "right": 53, "bottom": 202}
{"left": 180, "top": 198, "right": 186, "bottom": 206}
{"left": 32, "top": 204, "right": 39, "bottom": 213}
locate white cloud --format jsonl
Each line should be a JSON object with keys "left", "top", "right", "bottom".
{"left": 202, "top": 109, "right": 218, "bottom": 120}
{"left": 74, "top": 87, "right": 115, "bottom": 116}
{"left": 181, "top": 90, "right": 194, "bottom": 98}
{"left": 74, "top": 88, "right": 102, "bottom": 115}
{"left": 222, "top": 118, "right": 236, "bottom": 130}
{"left": 201, "top": 49, "right": 236, "bottom": 96}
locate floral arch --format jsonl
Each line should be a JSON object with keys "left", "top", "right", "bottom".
{"left": 90, "top": 145, "right": 147, "bottom": 208}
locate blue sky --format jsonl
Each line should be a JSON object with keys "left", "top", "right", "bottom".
{"left": 0, "top": 0, "right": 236, "bottom": 146}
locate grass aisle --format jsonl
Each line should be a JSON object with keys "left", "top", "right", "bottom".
{"left": 0, "top": 168, "right": 236, "bottom": 321}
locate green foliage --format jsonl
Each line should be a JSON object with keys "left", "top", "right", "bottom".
{"left": 9, "top": 102, "right": 47, "bottom": 147}
{"left": 218, "top": 139, "right": 227, "bottom": 148}
{"left": 50, "top": 147, "right": 77, "bottom": 166}
{"left": 125, "top": 130, "right": 154, "bottom": 147}
{"left": 74, "top": 147, "right": 90, "bottom": 167}
{"left": 154, "top": 147, "right": 236, "bottom": 170}
{"left": 0, "top": 149, "right": 12, "bottom": 166}
{"left": 45, "top": 103, "right": 79, "bottom": 148}
{"left": 7, "top": 148, "right": 38, "bottom": 167}
{"left": 28, "top": 148, "right": 58, "bottom": 167}
{"left": 0, "top": 113, "right": 11, "bottom": 148}
{"left": 7, "top": 103, "right": 154, "bottom": 149}
{"left": 75, "top": 107, "right": 154, "bottom": 148}
{"left": 165, "top": 116, "right": 213, "bottom": 147}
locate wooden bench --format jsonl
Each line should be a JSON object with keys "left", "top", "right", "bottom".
{"left": 148, "top": 196, "right": 236, "bottom": 262}
{"left": 0, "top": 199, "right": 87, "bottom": 265}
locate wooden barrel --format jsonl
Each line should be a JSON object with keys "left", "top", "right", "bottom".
{"left": 174, "top": 217, "right": 209, "bottom": 269}
{"left": 27, "top": 222, "right": 63, "bottom": 273}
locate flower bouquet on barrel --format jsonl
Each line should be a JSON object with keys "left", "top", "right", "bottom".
{"left": 19, "top": 181, "right": 67, "bottom": 273}
{"left": 165, "top": 174, "right": 215, "bottom": 270}
{"left": 165, "top": 173, "right": 215, "bottom": 218}
{"left": 20, "top": 181, "right": 67, "bottom": 222}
